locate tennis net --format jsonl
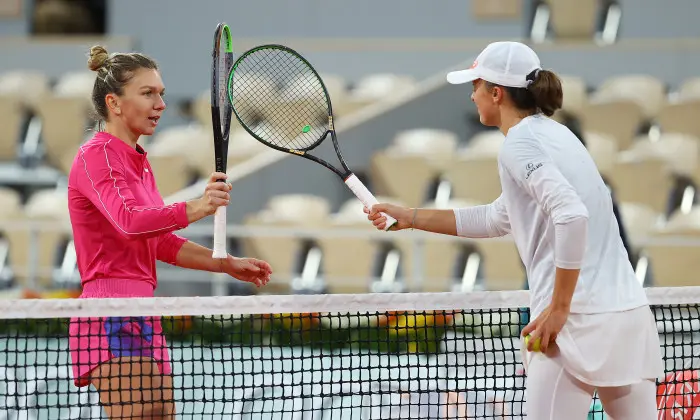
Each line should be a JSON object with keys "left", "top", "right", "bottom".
{"left": 0, "top": 286, "right": 698, "bottom": 419}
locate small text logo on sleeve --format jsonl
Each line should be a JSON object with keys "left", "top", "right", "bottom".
{"left": 525, "top": 162, "right": 543, "bottom": 179}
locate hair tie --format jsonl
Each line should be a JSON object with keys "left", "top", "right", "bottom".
{"left": 526, "top": 68, "right": 542, "bottom": 87}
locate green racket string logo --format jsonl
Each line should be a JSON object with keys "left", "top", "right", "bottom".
{"left": 302, "top": 125, "right": 311, "bottom": 133}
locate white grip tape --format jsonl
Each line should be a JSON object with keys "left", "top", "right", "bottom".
{"left": 344, "top": 173, "right": 397, "bottom": 231}
{"left": 212, "top": 205, "right": 227, "bottom": 258}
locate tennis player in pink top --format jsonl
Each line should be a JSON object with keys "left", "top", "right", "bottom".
{"left": 67, "top": 45, "right": 273, "bottom": 419}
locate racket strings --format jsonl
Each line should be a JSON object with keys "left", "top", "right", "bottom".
{"left": 260, "top": 53, "right": 321, "bottom": 150}
{"left": 243, "top": 52, "right": 299, "bottom": 145}
{"left": 236, "top": 50, "right": 305, "bottom": 145}
{"left": 229, "top": 47, "right": 330, "bottom": 150}
{"left": 216, "top": 44, "right": 233, "bottom": 138}
{"left": 229, "top": 56, "right": 274, "bottom": 138}
{"left": 261, "top": 52, "right": 326, "bottom": 150}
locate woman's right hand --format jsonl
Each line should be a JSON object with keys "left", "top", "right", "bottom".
{"left": 200, "top": 172, "right": 231, "bottom": 215}
{"left": 364, "top": 203, "right": 415, "bottom": 231}
{"left": 187, "top": 172, "right": 231, "bottom": 222}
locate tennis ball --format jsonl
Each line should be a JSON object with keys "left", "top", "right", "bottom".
{"left": 525, "top": 334, "right": 541, "bottom": 352}
{"left": 302, "top": 125, "right": 311, "bottom": 133}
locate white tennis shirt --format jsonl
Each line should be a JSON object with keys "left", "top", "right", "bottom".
{"left": 455, "top": 114, "right": 648, "bottom": 319}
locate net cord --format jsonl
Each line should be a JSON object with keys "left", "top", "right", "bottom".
{"left": 0, "top": 286, "right": 696, "bottom": 319}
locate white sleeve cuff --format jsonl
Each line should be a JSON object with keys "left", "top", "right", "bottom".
{"left": 554, "top": 216, "right": 588, "bottom": 269}
{"left": 453, "top": 206, "right": 497, "bottom": 239}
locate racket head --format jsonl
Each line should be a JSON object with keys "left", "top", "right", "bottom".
{"left": 211, "top": 23, "right": 233, "bottom": 259}
{"left": 226, "top": 44, "right": 334, "bottom": 155}
{"left": 211, "top": 23, "right": 234, "bottom": 175}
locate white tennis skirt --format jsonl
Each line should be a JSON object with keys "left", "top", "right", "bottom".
{"left": 521, "top": 304, "right": 665, "bottom": 387}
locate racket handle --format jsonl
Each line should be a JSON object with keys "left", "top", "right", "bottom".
{"left": 344, "top": 173, "right": 397, "bottom": 231}
{"left": 212, "top": 205, "right": 228, "bottom": 258}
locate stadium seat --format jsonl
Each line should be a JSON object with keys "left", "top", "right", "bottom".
{"left": 577, "top": 100, "right": 646, "bottom": 151}
{"left": 472, "top": 0, "right": 522, "bottom": 20}
{"left": 5, "top": 188, "right": 70, "bottom": 288}
{"left": 258, "top": 72, "right": 350, "bottom": 134}
{"left": 577, "top": 75, "right": 667, "bottom": 151}
{"left": 241, "top": 194, "right": 331, "bottom": 294}
{"left": 0, "top": 188, "right": 22, "bottom": 216}
{"left": 463, "top": 130, "right": 505, "bottom": 156}
{"left": 192, "top": 90, "right": 213, "bottom": 129}
{"left": 266, "top": 73, "right": 348, "bottom": 137}
{"left": 557, "top": 75, "right": 589, "bottom": 117}
{"left": 52, "top": 71, "right": 95, "bottom": 99}
{"left": 147, "top": 124, "right": 211, "bottom": 180}
{"left": 392, "top": 128, "right": 459, "bottom": 155}
{"left": 543, "top": 0, "right": 601, "bottom": 40}
{"left": 317, "top": 73, "right": 350, "bottom": 117}
{"left": 35, "top": 71, "right": 95, "bottom": 172}
{"left": 476, "top": 237, "right": 525, "bottom": 291}
{"left": 345, "top": 73, "right": 417, "bottom": 114}
{"left": 225, "top": 128, "right": 271, "bottom": 163}
{"left": 235, "top": 73, "right": 279, "bottom": 125}
{"left": 317, "top": 196, "right": 400, "bottom": 294}
{"left": 275, "top": 73, "right": 334, "bottom": 139}
{"left": 0, "top": 188, "right": 22, "bottom": 285}
{"left": 584, "top": 131, "right": 618, "bottom": 176}
{"left": 265, "top": 194, "right": 330, "bottom": 222}
{"left": 0, "top": 71, "right": 50, "bottom": 106}
{"left": 655, "top": 101, "right": 700, "bottom": 140}
{"left": 53, "top": 131, "right": 92, "bottom": 174}
{"left": 663, "top": 207, "right": 700, "bottom": 233}
{"left": 653, "top": 77, "right": 700, "bottom": 141}
{"left": 0, "top": 71, "right": 50, "bottom": 162}
{"left": 146, "top": 153, "right": 191, "bottom": 197}
{"left": 593, "top": 74, "right": 668, "bottom": 118}
{"left": 0, "top": 95, "right": 24, "bottom": 162}
{"left": 676, "top": 77, "right": 700, "bottom": 102}
{"left": 371, "top": 128, "right": 458, "bottom": 208}
{"left": 190, "top": 90, "right": 245, "bottom": 132}
{"left": 644, "top": 208, "right": 700, "bottom": 287}
{"left": 618, "top": 202, "right": 663, "bottom": 249}
{"left": 607, "top": 151, "right": 674, "bottom": 214}
{"left": 395, "top": 198, "right": 482, "bottom": 293}
{"left": 626, "top": 133, "right": 699, "bottom": 180}
{"left": 148, "top": 124, "right": 269, "bottom": 181}
{"left": 445, "top": 153, "right": 501, "bottom": 204}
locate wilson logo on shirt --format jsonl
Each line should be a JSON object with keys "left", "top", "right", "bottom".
{"left": 525, "top": 162, "right": 543, "bottom": 180}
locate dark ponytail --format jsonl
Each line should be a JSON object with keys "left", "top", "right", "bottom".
{"left": 526, "top": 69, "right": 563, "bottom": 117}
{"left": 486, "top": 68, "right": 563, "bottom": 117}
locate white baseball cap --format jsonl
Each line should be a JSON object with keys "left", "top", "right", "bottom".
{"left": 446, "top": 41, "right": 542, "bottom": 88}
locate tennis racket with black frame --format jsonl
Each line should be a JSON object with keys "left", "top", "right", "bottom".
{"left": 211, "top": 23, "right": 234, "bottom": 258}
{"left": 226, "top": 44, "right": 397, "bottom": 230}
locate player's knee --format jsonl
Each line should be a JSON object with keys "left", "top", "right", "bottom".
{"left": 598, "top": 380, "right": 657, "bottom": 420}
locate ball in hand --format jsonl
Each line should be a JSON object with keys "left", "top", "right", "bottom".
{"left": 525, "top": 334, "right": 541, "bottom": 352}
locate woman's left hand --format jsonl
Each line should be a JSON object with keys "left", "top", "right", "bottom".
{"left": 521, "top": 304, "right": 569, "bottom": 353}
{"left": 220, "top": 256, "right": 272, "bottom": 288}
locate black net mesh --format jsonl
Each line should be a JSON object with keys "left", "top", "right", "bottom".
{"left": 0, "top": 290, "right": 697, "bottom": 418}
{"left": 228, "top": 46, "right": 330, "bottom": 151}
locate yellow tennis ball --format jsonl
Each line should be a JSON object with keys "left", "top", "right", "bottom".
{"left": 525, "top": 334, "right": 541, "bottom": 352}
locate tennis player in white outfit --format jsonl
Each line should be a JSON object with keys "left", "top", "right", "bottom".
{"left": 366, "top": 41, "right": 664, "bottom": 419}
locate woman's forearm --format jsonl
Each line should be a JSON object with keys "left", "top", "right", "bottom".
{"left": 412, "top": 209, "right": 458, "bottom": 236}
{"left": 174, "top": 240, "right": 223, "bottom": 272}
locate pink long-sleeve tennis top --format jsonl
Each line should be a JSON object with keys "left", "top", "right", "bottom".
{"left": 67, "top": 132, "right": 190, "bottom": 297}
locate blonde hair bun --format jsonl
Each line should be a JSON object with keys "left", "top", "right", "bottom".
{"left": 87, "top": 45, "right": 109, "bottom": 71}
